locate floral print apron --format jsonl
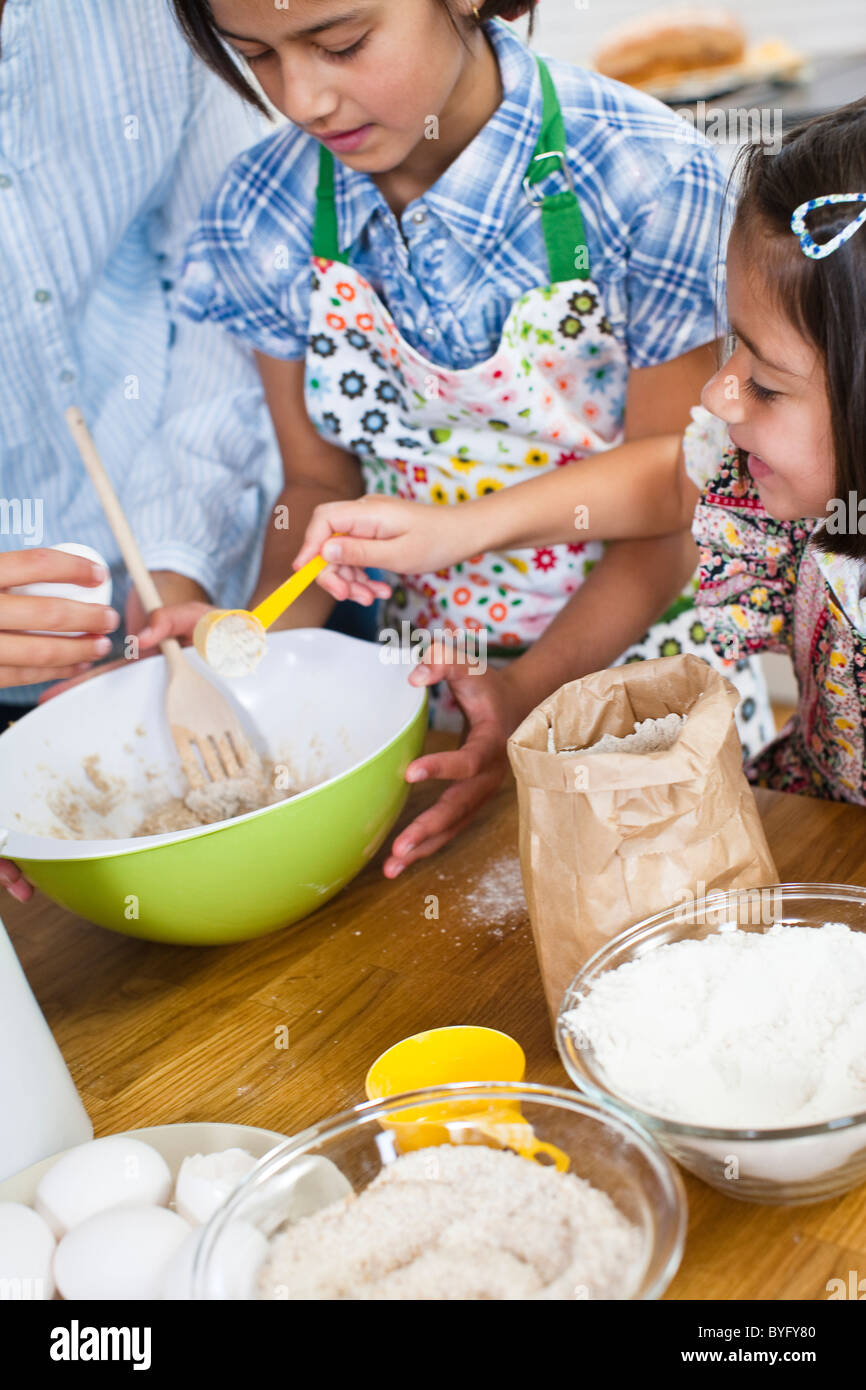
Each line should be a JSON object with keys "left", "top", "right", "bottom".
{"left": 303, "top": 58, "right": 772, "bottom": 758}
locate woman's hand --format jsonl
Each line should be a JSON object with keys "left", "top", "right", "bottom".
{"left": 0, "top": 549, "right": 119, "bottom": 689}
{"left": 292, "top": 495, "right": 480, "bottom": 603}
{"left": 383, "top": 654, "right": 530, "bottom": 878}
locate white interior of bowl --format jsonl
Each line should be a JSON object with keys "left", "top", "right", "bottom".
{"left": 0, "top": 630, "right": 424, "bottom": 860}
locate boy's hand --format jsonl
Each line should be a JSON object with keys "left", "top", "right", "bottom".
{"left": 293, "top": 495, "right": 479, "bottom": 603}
{"left": 384, "top": 654, "right": 529, "bottom": 878}
{"left": 0, "top": 549, "right": 120, "bottom": 689}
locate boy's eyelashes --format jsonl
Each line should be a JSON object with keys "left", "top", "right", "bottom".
{"left": 743, "top": 377, "right": 782, "bottom": 405}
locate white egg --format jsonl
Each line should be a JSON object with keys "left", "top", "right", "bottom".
{"left": 8, "top": 542, "right": 112, "bottom": 634}
{"left": 35, "top": 1136, "right": 171, "bottom": 1237}
{"left": 54, "top": 1205, "right": 191, "bottom": 1300}
{"left": 173, "top": 1148, "right": 257, "bottom": 1226}
{"left": 160, "top": 1219, "right": 268, "bottom": 1300}
{"left": 0, "top": 1202, "right": 56, "bottom": 1299}
{"left": 192, "top": 1220, "right": 270, "bottom": 1300}
{"left": 159, "top": 1227, "right": 203, "bottom": 1301}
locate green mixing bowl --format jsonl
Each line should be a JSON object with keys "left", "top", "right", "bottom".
{"left": 0, "top": 630, "right": 426, "bottom": 944}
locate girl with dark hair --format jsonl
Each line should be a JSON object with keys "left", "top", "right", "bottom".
{"left": 165, "top": 0, "right": 771, "bottom": 875}
{"left": 299, "top": 98, "right": 866, "bottom": 805}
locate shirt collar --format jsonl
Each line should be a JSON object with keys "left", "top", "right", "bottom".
{"left": 331, "top": 20, "right": 544, "bottom": 262}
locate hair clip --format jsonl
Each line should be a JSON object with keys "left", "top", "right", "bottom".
{"left": 790, "top": 194, "right": 866, "bottom": 260}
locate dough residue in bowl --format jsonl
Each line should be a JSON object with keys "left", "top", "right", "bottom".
{"left": 258, "top": 1144, "right": 643, "bottom": 1300}
{"left": 133, "top": 760, "right": 293, "bottom": 836}
{"left": 38, "top": 753, "right": 300, "bottom": 840}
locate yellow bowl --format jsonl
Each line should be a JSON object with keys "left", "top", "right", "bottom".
{"left": 366, "top": 1026, "right": 568, "bottom": 1167}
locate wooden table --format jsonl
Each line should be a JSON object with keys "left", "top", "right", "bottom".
{"left": 5, "top": 734, "right": 866, "bottom": 1301}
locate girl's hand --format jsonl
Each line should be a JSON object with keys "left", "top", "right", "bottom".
{"left": 292, "top": 495, "right": 478, "bottom": 603}
{"left": 383, "top": 654, "right": 528, "bottom": 878}
{"left": 0, "top": 549, "right": 120, "bottom": 689}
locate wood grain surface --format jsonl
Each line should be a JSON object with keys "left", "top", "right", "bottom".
{"left": 5, "top": 732, "right": 866, "bottom": 1301}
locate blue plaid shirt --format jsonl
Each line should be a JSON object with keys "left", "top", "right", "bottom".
{"left": 178, "top": 18, "right": 729, "bottom": 373}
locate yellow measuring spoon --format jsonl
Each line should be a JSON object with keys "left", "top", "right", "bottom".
{"left": 365, "top": 1026, "right": 570, "bottom": 1171}
{"left": 193, "top": 554, "right": 329, "bottom": 678}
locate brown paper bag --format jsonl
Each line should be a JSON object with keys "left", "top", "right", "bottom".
{"left": 506, "top": 654, "right": 779, "bottom": 1022}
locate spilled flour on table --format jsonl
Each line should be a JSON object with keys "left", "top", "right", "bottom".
{"left": 442, "top": 853, "right": 526, "bottom": 933}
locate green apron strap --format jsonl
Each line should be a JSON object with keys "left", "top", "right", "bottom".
{"left": 312, "top": 57, "right": 589, "bottom": 281}
{"left": 524, "top": 58, "right": 590, "bottom": 282}
{"left": 313, "top": 145, "right": 348, "bottom": 263}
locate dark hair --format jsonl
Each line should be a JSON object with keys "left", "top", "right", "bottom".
{"left": 170, "top": 1, "right": 537, "bottom": 118}
{"left": 730, "top": 98, "right": 866, "bottom": 559}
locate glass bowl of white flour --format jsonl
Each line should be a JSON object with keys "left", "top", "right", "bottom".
{"left": 556, "top": 883, "right": 866, "bottom": 1204}
{"left": 189, "top": 1084, "right": 686, "bottom": 1300}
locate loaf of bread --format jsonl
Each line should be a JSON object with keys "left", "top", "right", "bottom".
{"left": 594, "top": 7, "right": 747, "bottom": 88}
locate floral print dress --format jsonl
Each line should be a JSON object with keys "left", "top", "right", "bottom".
{"left": 686, "top": 405, "right": 866, "bottom": 800}
{"left": 304, "top": 62, "right": 772, "bottom": 757}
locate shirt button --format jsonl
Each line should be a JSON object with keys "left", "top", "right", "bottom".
{"left": 34, "top": 288, "right": 52, "bottom": 303}
{"left": 411, "top": 210, "right": 427, "bottom": 225}
{"left": 59, "top": 369, "right": 76, "bottom": 384}
{"left": 0, "top": 175, "right": 12, "bottom": 189}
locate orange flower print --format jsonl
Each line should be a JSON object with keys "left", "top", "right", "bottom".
{"left": 454, "top": 587, "right": 471, "bottom": 606}
{"left": 355, "top": 312, "right": 374, "bottom": 330}
{"left": 464, "top": 616, "right": 484, "bottom": 632}
{"left": 336, "top": 281, "right": 356, "bottom": 300}
{"left": 326, "top": 313, "right": 345, "bottom": 330}
{"left": 582, "top": 402, "right": 600, "bottom": 423}
{"left": 499, "top": 632, "right": 522, "bottom": 646}
{"left": 413, "top": 466, "right": 428, "bottom": 483}
{"left": 489, "top": 602, "right": 507, "bottom": 622}
{"left": 468, "top": 572, "right": 487, "bottom": 585}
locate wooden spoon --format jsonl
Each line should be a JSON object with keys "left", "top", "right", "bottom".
{"left": 64, "top": 407, "right": 260, "bottom": 791}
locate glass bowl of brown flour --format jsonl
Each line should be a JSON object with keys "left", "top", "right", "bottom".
{"left": 190, "top": 1083, "right": 686, "bottom": 1300}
